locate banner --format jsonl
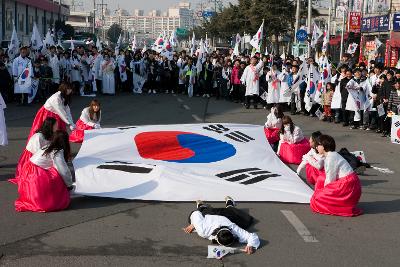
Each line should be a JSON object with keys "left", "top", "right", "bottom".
{"left": 361, "top": 15, "right": 390, "bottom": 32}
{"left": 348, "top": 12, "right": 361, "bottom": 33}
{"left": 391, "top": 115, "right": 400, "bottom": 145}
{"left": 73, "top": 124, "right": 313, "bottom": 203}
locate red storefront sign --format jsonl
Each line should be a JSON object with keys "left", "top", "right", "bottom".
{"left": 348, "top": 12, "right": 361, "bottom": 33}
{"left": 390, "top": 48, "right": 398, "bottom": 67}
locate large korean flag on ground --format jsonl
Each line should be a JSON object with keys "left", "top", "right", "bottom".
{"left": 73, "top": 124, "right": 313, "bottom": 203}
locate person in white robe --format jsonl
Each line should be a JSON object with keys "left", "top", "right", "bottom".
{"left": 240, "top": 56, "right": 264, "bottom": 109}
{"left": 100, "top": 54, "right": 116, "bottom": 95}
{"left": 266, "top": 63, "right": 281, "bottom": 105}
{"left": 345, "top": 68, "right": 372, "bottom": 129}
{"left": 0, "top": 93, "right": 7, "bottom": 146}
{"left": 278, "top": 65, "right": 291, "bottom": 104}
{"left": 89, "top": 47, "right": 103, "bottom": 93}
{"left": 48, "top": 46, "right": 60, "bottom": 88}
{"left": 12, "top": 47, "right": 31, "bottom": 104}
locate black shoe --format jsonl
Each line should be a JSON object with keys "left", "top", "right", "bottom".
{"left": 225, "top": 196, "right": 236, "bottom": 208}
{"left": 253, "top": 105, "right": 258, "bottom": 109}
{"left": 342, "top": 123, "right": 349, "bottom": 127}
{"left": 245, "top": 105, "right": 250, "bottom": 109}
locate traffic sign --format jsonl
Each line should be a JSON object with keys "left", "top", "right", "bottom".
{"left": 296, "top": 29, "right": 308, "bottom": 42}
{"left": 202, "top": 11, "right": 216, "bottom": 18}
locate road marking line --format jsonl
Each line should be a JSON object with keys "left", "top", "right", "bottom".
{"left": 192, "top": 114, "right": 202, "bottom": 122}
{"left": 183, "top": 104, "right": 191, "bottom": 110}
{"left": 281, "top": 210, "right": 319, "bottom": 243}
{"left": 177, "top": 98, "right": 183, "bottom": 103}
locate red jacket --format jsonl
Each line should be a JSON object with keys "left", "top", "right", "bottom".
{"left": 231, "top": 66, "right": 241, "bottom": 85}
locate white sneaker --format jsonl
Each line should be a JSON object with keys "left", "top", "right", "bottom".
{"left": 171, "top": 90, "right": 175, "bottom": 94}
{"left": 206, "top": 94, "right": 210, "bottom": 98}
{"left": 202, "top": 94, "right": 206, "bottom": 98}
{"left": 148, "top": 90, "right": 152, "bottom": 94}
{"left": 152, "top": 90, "right": 157, "bottom": 94}
{"left": 166, "top": 90, "right": 169, "bottom": 94}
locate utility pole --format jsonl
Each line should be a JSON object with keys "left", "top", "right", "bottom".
{"left": 294, "top": 0, "right": 300, "bottom": 43}
{"left": 93, "top": 0, "right": 96, "bottom": 35}
{"left": 96, "top": 1, "right": 107, "bottom": 39}
{"left": 339, "top": 1, "right": 348, "bottom": 60}
{"left": 327, "top": 0, "right": 332, "bottom": 43}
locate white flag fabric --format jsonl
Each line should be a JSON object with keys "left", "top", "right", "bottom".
{"left": 347, "top": 43, "right": 358, "bottom": 54}
{"left": 30, "top": 23, "right": 43, "bottom": 51}
{"left": 391, "top": 115, "right": 400, "bottom": 145}
{"left": 304, "top": 64, "right": 320, "bottom": 111}
{"left": 44, "top": 29, "right": 55, "bottom": 47}
{"left": 207, "top": 246, "right": 237, "bottom": 259}
{"left": 73, "top": 124, "right": 313, "bottom": 203}
{"left": 8, "top": 24, "right": 20, "bottom": 60}
{"left": 321, "top": 31, "right": 328, "bottom": 53}
{"left": 374, "top": 37, "right": 383, "bottom": 50}
{"left": 27, "top": 79, "right": 39, "bottom": 104}
{"left": 132, "top": 35, "right": 137, "bottom": 51}
{"left": 250, "top": 21, "right": 263, "bottom": 50}
{"left": 161, "top": 40, "right": 174, "bottom": 60}
{"left": 315, "top": 56, "right": 331, "bottom": 104}
{"left": 311, "top": 22, "right": 323, "bottom": 48}
{"left": 196, "top": 39, "right": 205, "bottom": 74}
{"left": 132, "top": 73, "right": 146, "bottom": 94}
{"left": 190, "top": 32, "right": 196, "bottom": 56}
{"left": 152, "top": 33, "right": 164, "bottom": 53}
{"left": 233, "top": 33, "right": 241, "bottom": 57}
{"left": 115, "top": 34, "right": 122, "bottom": 55}
{"left": 16, "top": 60, "right": 33, "bottom": 94}
{"left": 96, "top": 38, "right": 102, "bottom": 52}
{"left": 169, "top": 30, "right": 178, "bottom": 47}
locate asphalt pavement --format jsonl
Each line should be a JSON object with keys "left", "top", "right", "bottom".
{"left": 0, "top": 93, "right": 399, "bottom": 267}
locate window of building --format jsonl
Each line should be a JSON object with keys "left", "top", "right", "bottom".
{"left": 6, "top": 10, "right": 13, "bottom": 31}
{"left": 19, "top": 13, "right": 24, "bottom": 32}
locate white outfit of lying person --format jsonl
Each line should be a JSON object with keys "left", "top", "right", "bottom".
{"left": 189, "top": 211, "right": 260, "bottom": 249}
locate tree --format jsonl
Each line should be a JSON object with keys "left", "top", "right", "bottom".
{"left": 55, "top": 20, "right": 75, "bottom": 39}
{"left": 107, "top": 24, "right": 123, "bottom": 44}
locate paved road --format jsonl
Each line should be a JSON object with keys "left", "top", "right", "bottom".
{"left": 1, "top": 93, "right": 399, "bottom": 266}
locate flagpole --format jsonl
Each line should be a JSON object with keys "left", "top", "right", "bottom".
{"left": 339, "top": 7, "right": 346, "bottom": 60}
{"left": 326, "top": 0, "right": 332, "bottom": 54}
{"left": 307, "top": 0, "right": 312, "bottom": 57}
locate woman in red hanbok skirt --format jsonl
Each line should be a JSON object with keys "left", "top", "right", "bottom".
{"left": 310, "top": 135, "right": 362, "bottom": 217}
{"left": 27, "top": 83, "right": 75, "bottom": 140}
{"left": 277, "top": 116, "right": 310, "bottom": 164}
{"left": 15, "top": 131, "right": 73, "bottom": 212}
{"left": 264, "top": 104, "right": 283, "bottom": 151}
{"left": 70, "top": 99, "right": 101, "bottom": 143}
{"left": 9, "top": 118, "right": 57, "bottom": 185}
{"left": 296, "top": 131, "right": 324, "bottom": 185}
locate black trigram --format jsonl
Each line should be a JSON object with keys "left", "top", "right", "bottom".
{"left": 395, "top": 121, "right": 400, "bottom": 128}
{"left": 203, "top": 124, "right": 254, "bottom": 143}
{"left": 203, "top": 124, "right": 230, "bottom": 133}
{"left": 97, "top": 162, "right": 154, "bottom": 174}
{"left": 216, "top": 168, "right": 280, "bottom": 185}
{"left": 118, "top": 126, "right": 137, "bottom": 130}
{"left": 224, "top": 131, "right": 254, "bottom": 143}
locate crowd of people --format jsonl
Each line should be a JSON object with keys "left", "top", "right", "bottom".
{"left": 2, "top": 42, "right": 398, "bottom": 255}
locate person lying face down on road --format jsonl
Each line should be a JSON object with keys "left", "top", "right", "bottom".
{"left": 182, "top": 196, "right": 260, "bottom": 255}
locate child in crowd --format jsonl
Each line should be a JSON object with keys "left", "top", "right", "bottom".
{"left": 322, "top": 82, "right": 334, "bottom": 122}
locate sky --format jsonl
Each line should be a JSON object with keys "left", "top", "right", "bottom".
{"left": 75, "top": 0, "right": 232, "bottom": 14}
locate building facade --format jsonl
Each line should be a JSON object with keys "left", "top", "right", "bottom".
{"left": 0, "top": 0, "right": 69, "bottom": 45}
{"left": 102, "top": 2, "right": 194, "bottom": 41}
{"left": 66, "top": 10, "right": 93, "bottom": 33}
